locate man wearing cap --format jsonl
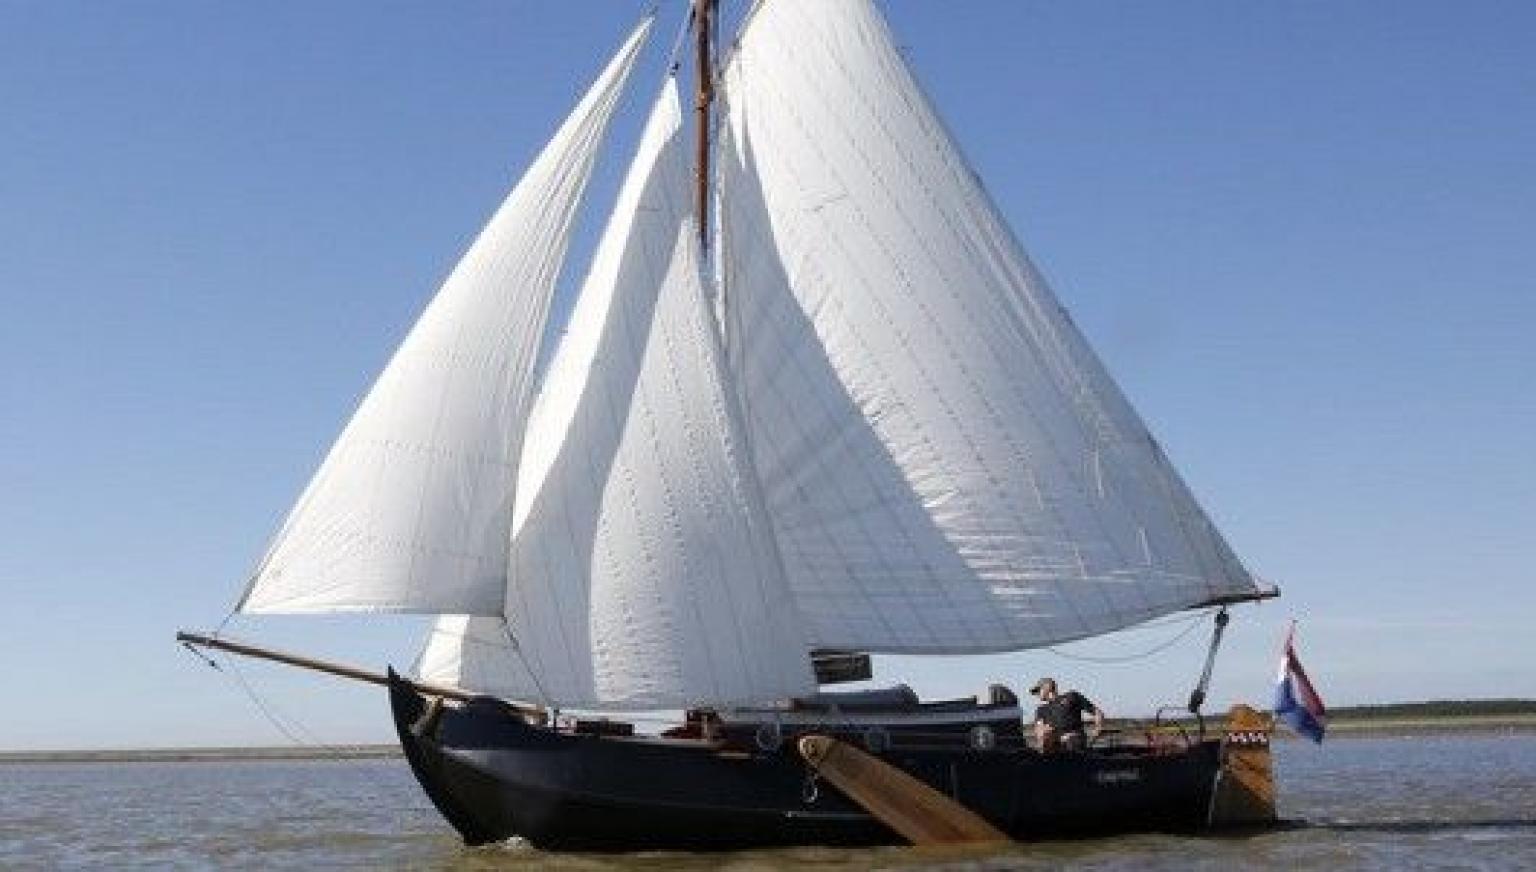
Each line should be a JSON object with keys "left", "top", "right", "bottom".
{"left": 1029, "top": 677, "right": 1103, "bottom": 753}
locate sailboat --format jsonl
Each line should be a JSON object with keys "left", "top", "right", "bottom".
{"left": 180, "top": 0, "right": 1282, "bottom": 850}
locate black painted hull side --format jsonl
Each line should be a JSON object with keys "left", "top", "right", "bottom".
{"left": 387, "top": 672, "right": 1222, "bottom": 851}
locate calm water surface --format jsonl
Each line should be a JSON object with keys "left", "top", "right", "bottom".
{"left": 2, "top": 736, "right": 1533, "bottom": 870}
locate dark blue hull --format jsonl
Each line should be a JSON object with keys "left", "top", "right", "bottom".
{"left": 388, "top": 671, "right": 1223, "bottom": 850}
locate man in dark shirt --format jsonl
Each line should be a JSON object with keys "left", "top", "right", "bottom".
{"left": 1030, "top": 677, "right": 1103, "bottom": 753}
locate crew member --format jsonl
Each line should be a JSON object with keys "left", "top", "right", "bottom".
{"left": 1030, "top": 677, "right": 1103, "bottom": 753}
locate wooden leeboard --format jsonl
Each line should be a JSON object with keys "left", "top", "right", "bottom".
{"left": 1208, "top": 703, "right": 1278, "bottom": 826}
{"left": 798, "top": 735, "right": 1009, "bottom": 846}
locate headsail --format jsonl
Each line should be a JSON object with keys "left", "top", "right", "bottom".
{"left": 719, "top": 0, "right": 1259, "bottom": 653}
{"left": 424, "top": 78, "right": 814, "bottom": 709}
{"left": 414, "top": 615, "right": 538, "bottom": 698}
{"left": 238, "top": 19, "right": 652, "bottom": 615}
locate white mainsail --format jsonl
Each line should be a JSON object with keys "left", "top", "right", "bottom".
{"left": 238, "top": 19, "right": 652, "bottom": 615}
{"left": 717, "top": 0, "right": 1258, "bottom": 653}
{"left": 420, "top": 79, "right": 815, "bottom": 709}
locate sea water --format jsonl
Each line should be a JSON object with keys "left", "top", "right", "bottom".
{"left": 2, "top": 735, "right": 1532, "bottom": 870}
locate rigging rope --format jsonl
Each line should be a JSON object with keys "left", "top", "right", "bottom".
{"left": 501, "top": 618, "right": 556, "bottom": 710}
{"left": 177, "top": 644, "right": 338, "bottom": 824}
{"left": 180, "top": 640, "right": 419, "bottom": 826}
{"left": 222, "top": 657, "right": 323, "bottom": 748}
{"left": 1043, "top": 610, "right": 1208, "bottom": 664}
{"left": 182, "top": 641, "right": 339, "bottom": 750}
{"left": 665, "top": 2, "right": 695, "bottom": 75}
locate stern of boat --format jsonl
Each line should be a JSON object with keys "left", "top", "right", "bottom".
{"left": 1206, "top": 703, "right": 1279, "bottom": 827}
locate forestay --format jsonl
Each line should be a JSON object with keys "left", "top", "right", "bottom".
{"left": 238, "top": 19, "right": 652, "bottom": 615}
{"left": 426, "top": 79, "right": 814, "bottom": 708}
{"left": 719, "top": 0, "right": 1258, "bottom": 653}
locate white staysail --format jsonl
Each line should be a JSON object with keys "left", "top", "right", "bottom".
{"left": 238, "top": 19, "right": 652, "bottom": 615}
{"left": 719, "top": 0, "right": 1258, "bottom": 653}
{"left": 414, "top": 616, "right": 539, "bottom": 697}
{"left": 429, "top": 79, "right": 814, "bottom": 708}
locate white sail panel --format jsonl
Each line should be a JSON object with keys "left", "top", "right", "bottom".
{"left": 719, "top": 0, "right": 1258, "bottom": 652}
{"left": 495, "top": 79, "right": 814, "bottom": 709}
{"left": 238, "top": 20, "right": 652, "bottom": 615}
{"left": 414, "top": 615, "right": 544, "bottom": 699}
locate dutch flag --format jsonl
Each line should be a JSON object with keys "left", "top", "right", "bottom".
{"left": 1273, "top": 623, "right": 1326, "bottom": 743}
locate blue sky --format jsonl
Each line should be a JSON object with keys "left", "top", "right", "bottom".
{"left": 2, "top": 1, "right": 1532, "bottom": 750}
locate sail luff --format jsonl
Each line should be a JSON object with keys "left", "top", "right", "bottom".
{"left": 237, "top": 18, "right": 653, "bottom": 616}
{"left": 718, "top": 0, "right": 1259, "bottom": 654}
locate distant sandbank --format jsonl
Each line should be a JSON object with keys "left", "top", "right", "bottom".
{"left": 1315, "top": 713, "right": 1536, "bottom": 737}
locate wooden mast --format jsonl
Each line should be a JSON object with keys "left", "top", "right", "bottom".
{"left": 693, "top": 0, "right": 716, "bottom": 248}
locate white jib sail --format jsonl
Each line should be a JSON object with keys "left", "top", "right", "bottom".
{"left": 425, "top": 79, "right": 814, "bottom": 708}
{"left": 238, "top": 19, "right": 653, "bottom": 615}
{"left": 719, "top": 0, "right": 1258, "bottom": 653}
{"left": 414, "top": 615, "right": 541, "bottom": 699}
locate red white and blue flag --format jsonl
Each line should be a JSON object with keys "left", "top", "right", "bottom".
{"left": 1273, "top": 623, "right": 1326, "bottom": 743}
